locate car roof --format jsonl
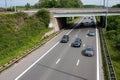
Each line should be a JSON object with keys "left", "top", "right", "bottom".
{"left": 63, "top": 35, "right": 68, "bottom": 36}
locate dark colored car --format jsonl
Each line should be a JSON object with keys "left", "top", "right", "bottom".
{"left": 88, "top": 31, "right": 95, "bottom": 36}
{"left": 84, "top": 46, "right": 94, "bottom": 57}
{"left": 84, "top": 17, "right": 86, "bottom": 19}
{"left": 71, "top": 38, "right": 82, "bottom": 47}
{"left": 60, "top": 35, "right": 69, "bottom": 43}
{"left": 88, "top": 17, "right": 91, "bottom": 19}
{"left": 84, "top": 22, "right": 89, "bottom": 26}
{"left": 91, "top": 18, "right": 93, "bottom": 20}
{"left": 80, "top": 22, "right": 84, "bottom": 26}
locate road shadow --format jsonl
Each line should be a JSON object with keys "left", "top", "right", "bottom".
{"left": 63, "top": 23, "right": 96, "bottom": 30}
{"left": 37, "top": 63, "right": 88, "bottom": 80}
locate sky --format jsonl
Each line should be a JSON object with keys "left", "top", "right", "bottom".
{"left": 82, "top": 0, "right": 120, "bottom": 6}
{"left": 0, "top": 0, "right": 120, "bottom": 8}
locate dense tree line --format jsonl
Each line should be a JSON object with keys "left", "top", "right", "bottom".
{"left": 83, "top": 5, "right": 103, "bottom": 8}
{"left": 105, "top": 16, "right": 120, "bottom": 49}
{"left": 112, "top": 4, "right": 120, "bottom": 8}
{"left": 34, "top": 0, "right": 83, "bottom": 8}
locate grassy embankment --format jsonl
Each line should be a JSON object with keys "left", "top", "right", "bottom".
{"left": 0, "top": 9, "right": 52, "bottom": 67}
{"left": 105, "top": 38, "right": 120, "bottom": 79}
{"left": 96, "top": 16, "right": 120, "bottom": 80}
{"left": 104, "top": 15, "right": 120, "bottom": 80}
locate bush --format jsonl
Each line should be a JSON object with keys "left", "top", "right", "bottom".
{"left": 0, "top": 10, "right": 51, "bottom": 66}
{"left": 113, "top": 34, "right": 120, "bottom": 49}
{"left": 35, "top": 9, "right": 50, "bottom": 27}
{"left": 105, "top": 30, "right": 116, "bottom": 40}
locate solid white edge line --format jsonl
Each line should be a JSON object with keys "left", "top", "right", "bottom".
{"left": 76, "top": 59, "right": 80, "bottom": 66}
{"left": 95, "top": 17, "right": 99, "bottom": 80}
{"left": 15, "top": 42, "right": 59, "bottom": 80}
{"left": 56, "top": 58, "right": 61, "bottom": 64}
{"left": 96, "top": 27, "right": 99, "bottom": 80}
{"left": 15, "top": 18, "right": 84, "bottom": 80}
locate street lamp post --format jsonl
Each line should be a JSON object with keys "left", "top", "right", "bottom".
{"left": 105, "top": 0, "right": 109, "bottom": 31}
{"left": 14, "top": 5, "right": 16, "bottom": 12}
{"left": 104, "top": 0, "right": 105, "bottom": 7}
{"left": 5, "top": 0, "right": 7, "bottom": 10}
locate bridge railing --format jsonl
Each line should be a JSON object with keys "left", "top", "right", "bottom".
{"left": 99, "top": 28, "right": 117, "bottom": 80}
{"left": 47, "top": 8, "right": 120, "bottom": 13}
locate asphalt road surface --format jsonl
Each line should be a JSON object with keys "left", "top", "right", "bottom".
{"left": 15, "top": 16, "right": 98, "bottom": 80}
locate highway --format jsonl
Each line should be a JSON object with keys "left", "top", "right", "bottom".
{"left": 15, "top": 17, "right": 99, "bottom": 80}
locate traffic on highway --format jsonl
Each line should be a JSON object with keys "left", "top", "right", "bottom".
{"left": 15, "top": 16, "right": 100, "bottom": 80}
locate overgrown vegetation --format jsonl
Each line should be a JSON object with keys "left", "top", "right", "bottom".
{"left": 0, "top": 9, "right": 51, "bottom": 66}
{"left": 104, "top": 16, "right": 120, "bottom": 79}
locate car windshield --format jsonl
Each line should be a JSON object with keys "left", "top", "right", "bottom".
{"left": 63, "top": 35, "right": 67, "bottom": 38}
{"left": 86, "top": 47, "right": 92, "bottom": 51}
{"left": 75, "top": 41, "right": 79, "bottom": 43}
{"left": 90, "top": 32, "right": 94, "bottom": 34}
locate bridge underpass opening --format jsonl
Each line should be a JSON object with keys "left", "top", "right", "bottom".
{"left": 52, "top": 16, "right": 99, "bottom": 31}
{"left": 52, "top": 16, "right": 107, "bottom": 31}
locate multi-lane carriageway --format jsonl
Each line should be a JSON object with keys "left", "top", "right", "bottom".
{"left": 0, "top": 17, "right": 103, "bottom": 80}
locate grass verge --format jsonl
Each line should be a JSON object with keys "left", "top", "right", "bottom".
{"left": 105, "top": 38, "right": 120, "bottom": 80}
{"left": 0, "top": 28, "right": 51, "bottom": 67}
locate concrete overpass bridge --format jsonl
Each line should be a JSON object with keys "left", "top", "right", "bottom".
{"left": 48, "top": 8, "right": 120, "bottom": 17}
{"left": 24, "top": 8, "right": 120, "bottom": 31}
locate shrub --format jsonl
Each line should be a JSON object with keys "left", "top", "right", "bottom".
{"left": 35, "top": 9, "right": 50, "bottom": 27}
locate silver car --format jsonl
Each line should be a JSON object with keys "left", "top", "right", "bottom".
{"left": 84, "top": 46, "right": 94, "bottom": 57}
{"left": 88, "top": 31, "right": 95, "bottom": 36}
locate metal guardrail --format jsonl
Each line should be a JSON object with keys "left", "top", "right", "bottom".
{"left": 99, "top": 28, "right": 117, "bottom": 80}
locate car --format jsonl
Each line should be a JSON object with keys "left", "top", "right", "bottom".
{"left": 84, "top": 22, "right": 89, "bottom": 26}
{"left": 90, "top": 21, "right": 95, "bottom": 26}
{"left": 71, "top": 38, "right": 82, "bottom": 47}
{"left": 91, "top": 18, "right": 93, "bottom": 20}
{"left": 84, "top": 17, "right": 86, "bottom": 19}
{"left": 80, "top": 22, "right": 84, "bottom": 26}
{"left": 88, "top": 31, "right": 95, "bottom": 36}
{"left": 60, "top": 35, "right": 69, "bottom": 43}
{"left": 88, "top": 17, "right": 91, "bottom": 19}
{"left": 84, "top": 46, "right": 94, "bottom": 57}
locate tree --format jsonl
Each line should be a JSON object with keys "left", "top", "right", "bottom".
{"left": 35, "top": 9, "right": 50, "bottom": 27}
{"left": 38, "top": 0, "right": 83, "bottom": 8}
{"left": 25, "top": 3, "right": 31, "bottom": 10}
{"left": 112, "top": 4, "right": 120, "bottom": 8}
{"left": 106, "top": 16, "right": 120, "bottom": 50}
